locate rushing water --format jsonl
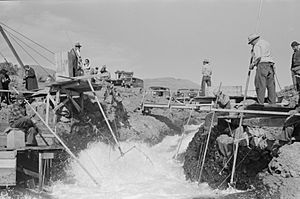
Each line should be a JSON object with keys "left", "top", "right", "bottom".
{"left": 45, "top": 125, "right": 240, "bottom": 199}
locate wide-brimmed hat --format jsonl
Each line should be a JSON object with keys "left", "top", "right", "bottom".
{"left": 248, "top": 33, "right": 260, "bottom": 44}
{"left": 203, "top": 59, "right": 210, "bottom": 63}
{"left": 75, "top": 42, "right": 82, "bottom": 47}
{"left": 291, "top": 41, "right": 300, "bottom": 47}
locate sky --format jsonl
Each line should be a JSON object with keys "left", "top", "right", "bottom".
{"left": 0, "top": 0, "right": 299, "bottom": 92}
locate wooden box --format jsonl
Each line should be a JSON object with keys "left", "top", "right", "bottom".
{"left": 7, "top": 130, "right": 25, "bottom": 149}
{"left": 0, "top": 150, "right": 16, "bottom": 186}
{"left": 55, "top": 51, "right": 73, "bottom": 81}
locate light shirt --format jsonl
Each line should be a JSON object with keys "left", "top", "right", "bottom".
{"left": 202, "top": 63, "right": 212, "bottom": 77}
{"left": 83, "top": 63, "right": 91, "bottom": 75}
{"left": 252, "top": 38, "right": 274, "bottom": 64}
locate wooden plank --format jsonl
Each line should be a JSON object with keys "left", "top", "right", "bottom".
{"left": 53, "top": 90, "right": 60, "bottom": 124}
{"left": 39, "top": 153, "right": 42, "bottom": 189}
{"left": 55, "top": 51, "right": 72, "bottom": 81}
{"left": 0, "top": 151, "right": 16, "bottom": 159}
{"left": 68, "top": 95, "right": 81, "bottom": 112}
{"left": 53, "top": 98, "right": 69, "bottom": 112}
{"left": 41, "top": 153, "right": 54, "bottom": 159}
{"left": 7, "top": 130, "right": 25, "bottom": 149}
{"left": 0, "top": 159, "right": 16, "bottom": 168}
{"left": 23, "top": 168, "right": 39, "bottom": 179}
{"left": 0, "top": 135, "right": 6, "bottom": 147}
{"left": 0, "top": 168, "right": 16, "bottom": 186}
{"left": 45, "top": 93, "right": 50, "bottom": 124}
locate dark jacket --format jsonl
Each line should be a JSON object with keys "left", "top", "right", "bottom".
{"left": 291, "top": 50, "right": 300, "bottom": 69}
{"left": 2, "top": 74, "right": 10, "bottom": 90}
{"left": 24, "top": 67, "right": 38, "bottom": 90}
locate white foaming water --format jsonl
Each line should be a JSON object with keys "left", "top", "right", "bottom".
{"left": 51, "top": 125, "right": 239, "bottom": 199}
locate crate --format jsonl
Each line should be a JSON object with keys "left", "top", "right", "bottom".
{"left": 7, "top": 129, "right": 25, "bottom": 149}
{"left": 0, "top": 151, "right": 16, "bottom": 186}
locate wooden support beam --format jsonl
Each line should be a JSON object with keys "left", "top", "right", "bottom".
{"left": 0, "top": 25, "right": 25, "bottom": 68}
{"left": 53, "top": 91, "right": 60, "bottom": 124}
{"left": 38, "top": 153, "right": 43, "bottom": 190}
{"left": 208, "top": 108, "right": 297, "bottom": 116}
{"left": 53, "top": 98, "right": 69, "bottom": 112}
{"left": 68, "top": 94, "right": 81, "bottom": 112}
{"left": 80, "top": 92, "right": 84, "bottom": 113}
{"left": 45, "top": 93, "right": 50, "bottom": 125}
{"left": 61, "top": 88, "right": 80, "bottom": 97}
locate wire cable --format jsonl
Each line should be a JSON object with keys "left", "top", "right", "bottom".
{"left": 255, "top": 0, "right": 264, "bottom": 33}
{"left": 6, "top": 30, "right": 55, "bottom": 80}
{"left": 3, "top": 27, "right": 55, "bottom": 65}
{"left": 0, "top": 21, "right": 55, "bottom": 55}
{"left": 0, "top": 50, "right": 8, "bottom": 63}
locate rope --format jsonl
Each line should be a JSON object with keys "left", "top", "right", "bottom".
{"left": 4, "top": 28, "right": 55, "bottom": 65}
{"left": 173, "top": 108, "right": 194, "bottom": 159}
{"left": 217, "top": 149, "right": 252, "bottom": 189}
{"left": 6, "top": 30, "right": 55, "bottom": 80}
{"left": 0, "top": 21, "right": 55, "bottom": 54}
{"left": 255, "top": 0, "right": 264, "bottom": 33}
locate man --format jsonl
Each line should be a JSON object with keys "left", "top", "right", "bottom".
{"left": 8, "top": 94, "right": 38, "bottom": 146}
{"left": 248, "top": 33, "right": 276, "bottom": 104}
{"left": 100, "top": 65, "right": 111, "bottom": 80}
{"left": 70, "top": 42, "right": 83, "bottom": 77}
{"left": 83, "top": 58, "right": 91, "bottom": 75}
{"left": 0, "top": 69, "right": 11, "bottom": 104}
{"left": 201, "top": 59, "right": 212, "bottom": 96}
{"left": 290, "top": 41, "right": 300, "bottom": 91}
{"left": 23, "top": 65, "right": 38, "bottom": 90}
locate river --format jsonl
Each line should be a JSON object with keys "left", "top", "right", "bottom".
{"left": 46, "top": 125, "right": 240, "bottom": 199}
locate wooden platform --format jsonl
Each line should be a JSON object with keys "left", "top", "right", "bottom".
{"left": 218, "top": 104, "right": 293, "bottom": 127}
{"left": 193, "top": 96, "right": 260, "bottom": 104}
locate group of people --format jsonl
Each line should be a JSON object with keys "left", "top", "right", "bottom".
{"left": 201, "top": 33, "right": 300, "bottom": 105}
{"left": 71, "top": 42, "right": 111, "bottom": 80}
{"left": 0, "top": 64, "right": 38, "bottom": 106}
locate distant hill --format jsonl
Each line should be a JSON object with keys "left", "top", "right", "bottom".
{"left": 143, "top": 77, "right": 200, "bottom": 91}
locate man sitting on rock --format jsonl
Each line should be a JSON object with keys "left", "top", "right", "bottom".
{"left": 8, "top": 94, "right": 38, "bottom": 146}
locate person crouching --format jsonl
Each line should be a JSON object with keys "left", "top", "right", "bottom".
{"left": 8, "top": 94, "right": 38, "bottom": 146}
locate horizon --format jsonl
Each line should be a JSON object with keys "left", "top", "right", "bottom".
{"left": 0, "top": 0, "right": 299, "bottom": 92}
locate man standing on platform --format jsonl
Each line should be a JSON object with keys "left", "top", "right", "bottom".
{"left": 201, "top": 59, "right": 212, "bottom": 96}
{"left": 290, "top": 41, "right": 300, "bottom": 91}
{"left": 70, "top": 42, "right": 83, "bottom": 77}
{"left": 248, "top": 33, "right": 276, "bottom": 104}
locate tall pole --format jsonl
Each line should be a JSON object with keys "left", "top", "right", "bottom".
{"left": 0, "top": 25, "right": 25, "bottom": 68}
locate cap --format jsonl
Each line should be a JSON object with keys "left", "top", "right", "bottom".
{"left": 291, "top": 41, "right": 300, "bottom": 47}
{"left": 248, "top": 33, "right": 260, "bottom": 44}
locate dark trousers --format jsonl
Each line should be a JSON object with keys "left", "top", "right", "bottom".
{"left": 254, "top": 62, "right": 276, "bottom": 104}
{"left": 291, "top": 70, "right": 300, "bottom": 91}
{"left": 1, "top": 90, "right": 10, "bottom": 105}
{"left": 201, "top": 76, "right": 211, "bottom": 95}
{"left": 10, "top": 117, "right": 38, "bottom": 146}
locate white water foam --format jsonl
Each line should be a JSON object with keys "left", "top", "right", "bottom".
{"left": 51, "top": 126, "right": 241, "bottom": 199}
